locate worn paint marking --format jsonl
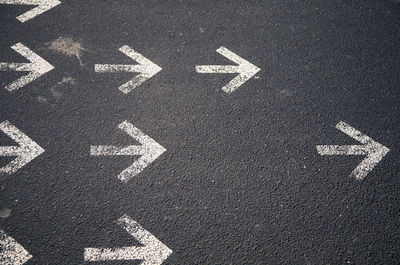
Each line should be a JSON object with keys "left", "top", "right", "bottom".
{"left": 0, "top": 0, "right": 61, "bottom": 22}
{"left": 84, "top": 215, "right": 172, "bottom": 264}
{"left": 90, "top": 121, "right": 166, "bottom": 182}
{"left": 0, "top": 230, "right": 32, "bottom": 265}
{"left": 95, "top": 45, "right": 162, "bottom": 94}
{"left": 0, "top": 120, "right": 45, "bottom": 174}
{"left": 0, "top": 43, "right": 54, "bottom": 91}
{"left": 195, "top": 46, "right": 261, "bottom": 93}
{"left": 316, "top": 121, "right": 390, "bottom": 180}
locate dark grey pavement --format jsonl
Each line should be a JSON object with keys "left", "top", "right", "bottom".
{"left": 1, "top": 0, "right": 400, "bottom": 264}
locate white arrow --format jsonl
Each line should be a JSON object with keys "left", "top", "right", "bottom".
{"left": 90, "top": 121, "right": 166, "bottom": 183}
{"left": 0, "top": 0, "right": 61, "bottom": 22}
{"left": 84, "top": 214, "right": 172, "bottom": 264}
{"left": 0, "top": 229, "right": 32, "bottom": 265}
{"left": 95, "top": 45, "right": 162, "bottom": 94}
{"left": 195, "top": 46, "right": 261, "bottom": 93}
{"left": 0, "top": 42, "right": 54, "bottom": 92}
{"left": 0, "top": 120, "right": 45, "bottom": 174}
{"left": 316, "top": 121, "right": 390, "bottom": 180}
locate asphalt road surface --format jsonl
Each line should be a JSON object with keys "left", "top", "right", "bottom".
{"left": 1, "top": 0, "right": 400, "bottom": 264}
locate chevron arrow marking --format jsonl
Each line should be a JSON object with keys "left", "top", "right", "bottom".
{"left": 90, "top": 121, "right": 166, "bottom": 183}
{"left": 95, "top": 45, "right": 162, "bottom": 94}
{"left": 195, "top": 46, "right": 261, "bottom": 93}
{"left": 84, "top": 214, "right": 172, "bottom": 264}
{"left": 0, "top": 42, "right": 54, "bottom": 91}
{"left": 316, "top": 121, "right": 390, "bottom": 180}
{"left": 0, "top": 120, "right": 45, "bottom": 174}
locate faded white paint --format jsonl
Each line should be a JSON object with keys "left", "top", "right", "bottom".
{"left": 0, "top": 120, "right": 44, "bottom": 174}
{"left": 84, "top": 214, "right": 172, "bottom": 264}
{"left": 317, "top": 121, "right": 390, "bottom": 180}
{"left": 90, "top": 121, "right": 166, "bottom": 183}
{"left": 0, "top": 229, "right": 32, "bottom": 265}
{"left": 0, "top": 42, "right": 54, "bottom": 91}
{"left": 195, "top": 46, "right": 261, "bottom": 93}
{"left": 95, "top": 45, "right": 162, "bottom": 94}
{"left": 0, "top": 0, "right": 61, "bottom": 22}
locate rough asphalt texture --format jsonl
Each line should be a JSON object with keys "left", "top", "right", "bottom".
{"left": 1, "top": 0, "right": 400, "bottom": 264}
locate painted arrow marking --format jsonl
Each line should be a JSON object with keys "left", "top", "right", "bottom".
{"left": 95, "top": 45, "right": 162, "bottom": 94}
{"left": 0, "top": 120, "right": 44, "bottom": 174}
{"left": 84, "top": 214, "right": 172, "bottom": 264}
{"left": 195, "top": 46, "right": 261, "bottom": 93}
{"left": 316, "top": 121, "right": 390, "bottom": 180}
{"left": 0, "top": 42, "right": 54, "bottom": 92}
{"left": 0, "top": 0, "right": 61, "bottom": 22}
{"left": 90, "top": 121, "right": 166, "bottom": 183}
{"left": 0, "top": 229, "right": 32, "bottom": 265}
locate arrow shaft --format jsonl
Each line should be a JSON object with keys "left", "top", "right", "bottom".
{"left": 0, "top": 63, "right": 32, "bottom": 72}
{"left": 0, "top": 0, "right": 38, "bottom": 4}
{"left": 0, "top": 146, "right": 22, "bottom": 156}
{"left": 84, "top": 246, "right": 146, "bottom": 261}
{"left": 90, "top": 145, "right": 145, "bottom": 156}
{"left": 316, "top": 145, "right": 368, "bottom": 155}
{"left": 94, "top": 64, "right": 146, "bottom": 73}
{"left": 195, "top": 65, "right": 239, "bottom": 73}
